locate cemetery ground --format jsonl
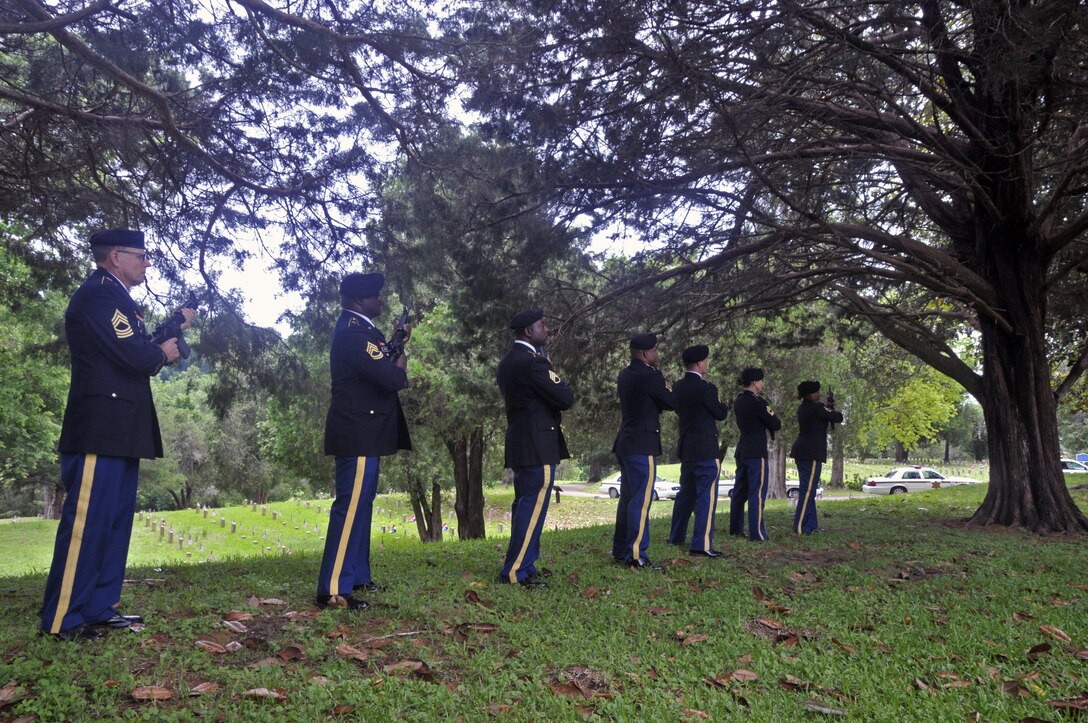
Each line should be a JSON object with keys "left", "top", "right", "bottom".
{"left": 0, "top": 476, "right": 1085, "bottom": 720}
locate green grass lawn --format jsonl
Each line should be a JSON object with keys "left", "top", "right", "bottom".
{"left": 1, "top": 483, "right": 1086, "bottom": 720}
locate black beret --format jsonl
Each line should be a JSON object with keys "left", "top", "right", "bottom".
{"left": 89, "top": 228, "right": 144, "bottom": 249}
{"left": 630, "top": 333, "right": 657, "bottom": 351}
{"left": 509, "top": 308, "right": 544, "bottom": 331}
{"left": 682, "top": 344, "right": 709, "bottom": 365}
{"left": 797, "top": 380, "right": 821, "bottom": 397}
{"left": 738, "top": 367, "right": 765, "bottom": 385}
{"left": 340, "top": 272, "right": 384, "bottom": 298}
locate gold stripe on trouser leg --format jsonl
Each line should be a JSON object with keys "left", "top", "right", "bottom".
{"left": 797, "top": 462, "right": 818, "bottom": 533}
{"left": 51, "top": 454, "right": 97, "bottom": 634}
{"left": 328, "top": 457, "right": 366, "bottom": 597}
{"left": 508, "top": 466, "right": 552, "bottom": 583}
{"left": 703, "top": 460, "right": 720, "bottom": 551}
{"left": 756, "top": 458, "right": 766, "bottom": 541}
{"left": 631, "top": 456, "right": 655, "bottom": 561}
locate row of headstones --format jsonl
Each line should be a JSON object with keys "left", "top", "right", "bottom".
{"left": 137, "top": 510, "right": 299, "bottom": 562}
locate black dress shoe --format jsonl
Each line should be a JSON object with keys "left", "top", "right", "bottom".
{"left": 689, "top": 549, "right": 722, "bottom": 558}
{"left": 525, "top": 572, "right": 550, "bottom": 585}
{"left": 352, "top": 581, "right": 386, "bottom": 593}
{"left": 537, "top": 568, "right": 553, "bottom": 578}
{"left": 316, "top": 594, "right": 369, "bottom": 611}
{"left": 47, "top": 624, "right": 102, "bottom": 642}
{"left": 93, "top": 614, "right": 133, "bottom": 629}
{"left": 628, "top": 559, "right": 663, "bottom": 571}
{"left": 517, "top": 577, "right": 548, "bottom": 589}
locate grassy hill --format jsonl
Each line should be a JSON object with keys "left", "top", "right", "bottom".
{"left": 1, "top": 483, "right": 1085, "bottom": 721}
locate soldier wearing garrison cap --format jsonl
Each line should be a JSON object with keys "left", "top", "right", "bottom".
{"left": 729, "top": 367, "right": 782, "bottom": 542}
{"left": 316, "top": 271, "right": 412, "bottom": 611}
{"left": 789, "top": 380, "right": 843, "bottom": 534}
{"left": 496, "top": 308, "right": 574, "bottom": 588}
{"left": 611, "top": 333, "right": 676, "bottom": 570}
{"left": 41, "top": 229, "right": 195, "bottom": 641}
{"left": 667, "top": 345, "right": 730, "bottom": 557}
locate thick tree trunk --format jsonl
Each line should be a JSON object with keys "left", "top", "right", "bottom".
{"left": 408, "top": 477, "right": 444, "bottom": 542}
{"left": 42, "top": 481, "right": 63, "bottom": 519}
{"left": 829, "top": 430, "right": 844, "bottom": 488}
{"left": 894, "top": 441, "right": 908, "bottom": 463}
{"left": 943, "top": 439, "right": 951, "bottom": 464}
{"left": 587, "top": 458, "right": 604, "bottom": 484}
{"left": 968, "top": 317, "right": 1088, "bottom": 532}
{"left": 447, "top": 426, "right": 486, "bottom": 540}
{"left": 767, "top": 437, "right": 787, "bottom": 499}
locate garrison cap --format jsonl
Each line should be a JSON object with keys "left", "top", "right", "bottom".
{"left": 509, "top": 308, "right": 544, "bottom": 331}
{"left": 738, "top": 367, "right": 765, "bottom": 385}
{"left": 682, "top": 344, "right": 709, "bottom": 365}
{"left": 340, "top": 272, "right": 384, "bottom": 298}
{"left": 630, "top": 333, "right": 657, "bottom": 351}
{"left": 89, "top": 228, "right": 145, "bottom": 249}
{"left": 797, "top": 380, "right": 821, "bottom": 397}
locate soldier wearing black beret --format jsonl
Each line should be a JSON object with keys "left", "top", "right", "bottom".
{"left": 729, "top": 367, "right": 782, "bottom": 542}
{"left": 496, "top": 309, "right": 574, "bottom": 588}
{"left": 611, "top": 333, "right": 676, "bottom": 570}
{"left": 316, "top": 272, "right": 412, "bottom": 610}
{"left": 41, "top": 229, "right": 195, "bottom": 641}
{"left": 667, "top": 345, "right": 730, "bottom": 556}
{"left": 789, "top": 381, "right": 843, "bottom": 534}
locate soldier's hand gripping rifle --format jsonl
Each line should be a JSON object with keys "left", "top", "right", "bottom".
{"left": 388, "top": 300, "right": 414, "bottom": 359}
{"left": 152, "top": 291, "right": 207, "bottom": 361}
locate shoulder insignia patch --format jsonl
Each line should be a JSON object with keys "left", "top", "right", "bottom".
{"left": 112, "top": 309, "right": 134, "bottom": 339}
{"left": 366, "top": 341, "right": 384, "bottom": 360}
{"left": 548, "top": 370, "right": 562, "bottom": 384}
{"left": 348, "top": 316, "right": 359, "bottom": 327}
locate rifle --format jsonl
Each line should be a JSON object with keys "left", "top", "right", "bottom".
{"left": 388, "top": 300, "right": 414, "bottom": 359}
{"left": 826, "top": 387, "right": 837, "bottom": 428}
{"left": 152, "top": 291, "right": 207, "bottom": 361}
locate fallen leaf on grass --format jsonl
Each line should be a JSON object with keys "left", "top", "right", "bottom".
{"left": 308, "top": 675, "right": 331, "bottom": 686}
{"left": 332, "top": 704, "right": 355, "bottom": 715}
{"left": 915, "top": 678, "right": 932, "bottom": 693}
{"left": 1026, "top": 642, "right": 1052, "bottom": 661}
{"left": 277, "top": 645, "right": 306, "bottom": 661}
{"left": 831, "top": 638, "right": 856, "bottom": 654}
{"left": 382, "top": 659, "right": 435, "bottom": 682}
{"left": 458, "top": 622, "right": 499, "bottom": 635}
{"left": 1039, "top": 625, "right": 1071, "bottom": 643}
{"left": 464, "top": 590, "right": 495, "bottom": 608}
{"left": 1048, "top": 694, "right": 1088, "bottom": 712}
{"left": 731, "top": 669, "right": 759, "bottom": 683}
{"left": 941, "top": 680, "right": 971, "bottom": 689}
{"left": 1001, "top": 680, "right": 1031, "bottom": 697}
{"left": 284, "top": 610, "right": 320, "bottom": 621}
{"left": 0, "top": 681, "right": 25, "bottom": 706}
{"left": 223, "top": 611, "right": 254, "bottom": 622}
{"left": 225, "top": 641, "right": 243, "bottom": 652}
{"left": 677, "top": 632, "right": 709, "bottom": 647}
{"left": 487, "top": 704, "right": 512, "bottom": 715}
{"left": 736, "top": 653, "right": 752, "bottom": 666}
{"left": 581, "top": 587, "right": 599, "bottom": 599}
{"left": 242, "top": 687, "right": 287, "bottom": 701}
{"left": 131, "top": 686, "right": 174, "bottom": 701}
{"left": 681, "top": 708, "right": 709, "bottom": 719}
{"left": 1012, "top": 611, "right": 1035, "bottom": 622}
{"left": 195, "top": 640, "right": 227, "bottom": 654}
{"left": 788, "top": 571, "right": 817, "bottom": 583}
{"left": 802, "top": 699, "right": 846, "bottom": 716}
{"left": 667, "top": 557, "right": 694, "bottom": 568}
{"left": 257, "top": 598, "right": 288, "bottom": 606}
{"left": 550, "top": 682, "right": 584, "bottom": 699}
{"left": 189, "top": 682, "right": 219, "bottom": 696}
{"left": 780, "top": 675, "right": 812, "bottom": 692}
{"left": 336, "top": 644, "right": 369, "bottom": 661}
{"left": 751, "top": 586, "right": 765, "bottom": 601}
{"left": 223, "top": 620, "right": 248, "bottom": 634}
{"left": 1074, "top": 648, "right": 1088, "bottom": 660}
{"left": 563, "top": 665, "right": 611, "bottom": 699}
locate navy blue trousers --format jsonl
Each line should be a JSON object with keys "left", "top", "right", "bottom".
{"left": 611, "top": 454, "right": 656, "bottom": 565}
{"left": 668, "top": 459, "right": 721, "bottom": 552}
{"left": 41, "top": 453, "right": 139, "bottom": 634}
{"left": 793, "top": 459, "right": 821, "bottom": 534}
{"left": 317, "top": 456, "right": 380, "bottom": 597}
{"left": 729, "top": 457, "right": 769, "bottom": 541}
{"left": 499, "top": 464, "right": 555, "bottom": 583}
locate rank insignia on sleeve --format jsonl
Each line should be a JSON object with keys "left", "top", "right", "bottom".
{"left": 366, "top": 341, "right": 384, "bottom": 360}
{"left": 112, "top": 309, "right": 134, "bottom": 339}
{"left": 549, "top": 370, "right": 562, "bottom": 384}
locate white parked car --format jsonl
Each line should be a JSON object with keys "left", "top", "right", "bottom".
{"left": 861, "top": 466, "right": 979, "bottom": 495}
{"left": 717, "top": 478, "right": 822, "bottom": 500}
{"left": 598, "top": 472, "right": 681, "bottom": 500}
{"left": 1060, "top": 459, "right": 1088, "bottom": 474}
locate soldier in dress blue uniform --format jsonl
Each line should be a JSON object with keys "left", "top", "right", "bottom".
{"left": 729, "top": 367, "right": 782, "bottom": 542}
{"left": 41, "top": 228, "right": 195, "bottom": 641}
{"left": 667, "top": 345, "right": 730, "bottom": 557}
{"left": 497, "top": 309, "right": 575, "bottom": 588}
{"left": 789, "top": 380, "right": 843, "bottom": 534}
{"left": 611, "top": 333, "right": 676, "bottom": 570}
{"left": 316, "top": 272, "right": 411, "bottom": 611}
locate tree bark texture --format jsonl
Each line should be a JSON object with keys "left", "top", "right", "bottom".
{"left": 447, "top": 425, "right": 486, "bottom": 540}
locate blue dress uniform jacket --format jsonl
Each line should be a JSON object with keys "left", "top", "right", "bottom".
{"left": 789, "top": 399, "right": 844, "bottom": 463}
{"left": 733, "top": 390, "right": 781, "bottom": 459}
{"left": 612, "top": 362, "right": 677, "bottom": 456}
{"left": 323, "top": 311, "right": 411, "bottom": 456}
{"left": 58, "top": 268, "right": 167, "bottom": 459}
{"left": 674, "top": 372, "right": 730, "bottom": 462}
{"left": 497, "top": 343, "right": 574, "bottom": 467}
